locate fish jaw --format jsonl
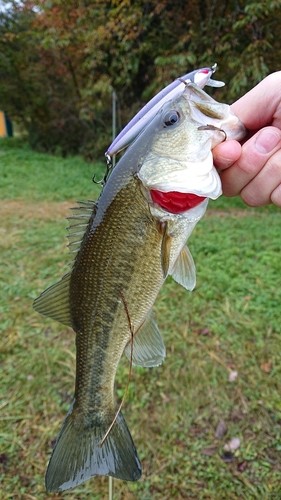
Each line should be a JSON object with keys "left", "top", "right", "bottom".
{"left": 139, "top": 151, "right": 222, "bottom": 200}
{"left": 184, "top": 83, "right": 247, "bottom": 142}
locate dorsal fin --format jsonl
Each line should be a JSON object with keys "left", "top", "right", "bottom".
{"left": 67, "top": 200, "right": 98, "bottom": 255}
{"left": 33, "top": 200, "right": 98, "bottom": 326}
{"left": 124, "top": 310, "right": 165, "bottom": 367}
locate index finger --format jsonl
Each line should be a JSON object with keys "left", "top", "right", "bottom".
{"left": 231, "top": 71, "right": 281, "bottom": 131}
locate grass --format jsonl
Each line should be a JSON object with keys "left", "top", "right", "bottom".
{"left": 0, "top": 138, "right": 104, "bottom": 202}
{"left": 1, "top": 137, "right": 281, "bottom": 499}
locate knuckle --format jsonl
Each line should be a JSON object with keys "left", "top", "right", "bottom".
{"left": 271, "top": 185, "right": 281, "bottom": 206}
{"left": 240, "top": 193, "right": 259, "bottom": 207}
{"left": 267, "top": 156, "right": 281, "bottom": 176}
{"left": 236, "top": 151, "right": 260, "bottom": 176}
{"left": 240, "top": 186, "right": 265, "bottom": 207}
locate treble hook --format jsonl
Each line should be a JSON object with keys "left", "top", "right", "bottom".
{"left": 92, "top": 153, "right": 113, "bottom": 187}
{"left": 198, "top": 124, "right": 227, "bottom": 141}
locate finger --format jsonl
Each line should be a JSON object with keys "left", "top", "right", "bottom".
{"left": 230, "top": 71, "right": 281, "bottom": 130}
{"left": 213, "top": 140, "right": 242, "bottom": 170}
{"left": 220, "top": 127, "right": 281, "bottom": 198}
{"left": 271, "top": 184, "right": 281, "bottom": 207}
{"left": 240, "top": 147, "right": 281, "bottom": 206}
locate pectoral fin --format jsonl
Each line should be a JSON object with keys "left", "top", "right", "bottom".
{"left": 171, "top": 245, "right": 196, "bottom": 291}
{"left": 157, "top": 220, "right": 171, "bottom": 278}
{"left": 124, "top": 311, "right": 165, "bottom": 367}
{"left": 33, "top": 272, "right": 72, "bottom": 326}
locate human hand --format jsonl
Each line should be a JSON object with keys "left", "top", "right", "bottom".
{"left": 213, "top": 72, "right": 281, "bottom": 206}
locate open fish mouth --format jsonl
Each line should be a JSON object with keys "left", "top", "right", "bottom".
{"left": 150, "top": 189, "right": 206, "bottom": 214}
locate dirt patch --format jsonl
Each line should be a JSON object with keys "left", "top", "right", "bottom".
{"left": 0, "top": 200, "right": 74, "bottom": 220}
{"left": 0, "top": 200, "right": 262, "bottom": 221}
{"left": 206, "top": 208, "right": 261, "bottom": 218}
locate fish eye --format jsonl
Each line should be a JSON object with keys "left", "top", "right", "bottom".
{"left": 163, "top": 110, "right": 180, "bottom": 127}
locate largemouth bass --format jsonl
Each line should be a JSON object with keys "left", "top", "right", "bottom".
{"left": 33, "top": 83, "right": 246, "bottom": 492}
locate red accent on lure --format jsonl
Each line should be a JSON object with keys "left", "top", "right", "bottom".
{"left": 150, "top": 190, "right": 206, "bottom": 214}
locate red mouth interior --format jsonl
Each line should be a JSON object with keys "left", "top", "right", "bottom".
{"left": 150, "top": 189, "right": 206, "bottom": 214}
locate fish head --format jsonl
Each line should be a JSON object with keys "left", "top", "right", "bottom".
{"left": 137, "top": 82, "right": 246, "bottom": 215}
{"left": 106, "top": 64, "right": 224, "bottom": 157}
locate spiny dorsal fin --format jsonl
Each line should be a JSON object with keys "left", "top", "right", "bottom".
{"left": 33, "top": 200, "right": 98, "bottom": 326}
{"left": 67, "top": 200, "right": 98, "bottom": 255}
{"left": 170, "top": 244, "right": 196, "bottom": 291}
{"left": 124, "top": 310, "right": 165, "bottom": 367}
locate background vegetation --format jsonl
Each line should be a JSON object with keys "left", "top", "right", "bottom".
{"left": 1, "top": 1, "right": 281, "bottom": 497}
{"left": 1, "top": 138, "right": 281, "bottom": 499}
{"left": 1, "top": 0, "right": 281, "bottom": 158}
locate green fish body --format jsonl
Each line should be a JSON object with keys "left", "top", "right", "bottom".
{"left": 33, "top": 83, "right": 246, "bottom": 492}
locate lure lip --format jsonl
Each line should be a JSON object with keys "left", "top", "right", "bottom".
{"left": 106, "top": 63, "right": 225, "bottom": 157}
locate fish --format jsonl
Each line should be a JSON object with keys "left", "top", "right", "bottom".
{"left": 33, "top": 82, "right": 246, "bottom": 492}
{"left": 106, "top": 63, "right": 225, "bottom": 157}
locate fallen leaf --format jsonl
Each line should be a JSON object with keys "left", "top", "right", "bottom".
{"left": 198, "top": 328, "right": 211, "bottom": 336}
{"left": 221, "top": 451, "right": 234, "bottom": 463}
{"left": 237, "top": 461, "right": 248, "bottom": 472}
{"left": 260, "top": 361, "right": 272, "bottom": 373}
{"left": 0, "top": 453, "right": 7, "bottom": 464}
{"left": 215, "top": 419, "right": 227, "bottom": 439}
{"left": 201, "top": 446, "right": 217, "bottom": 456}
{"left": 224, "top": 437, "right": 241, "bottom": 452}
{"left": 228, "top": 370, "right": 238, "bottom": 382}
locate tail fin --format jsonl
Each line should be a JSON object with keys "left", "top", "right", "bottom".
{"left": 45, "top": 401, "right": 142, "bottom": 492}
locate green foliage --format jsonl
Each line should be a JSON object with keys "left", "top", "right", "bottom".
{"left": 1, "top": 139, "right": 281, "bottom": 498}
{"left": 0, "top": 0, "right": 281, "bottom": 158}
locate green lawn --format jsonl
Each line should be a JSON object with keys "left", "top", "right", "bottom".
{"left": 0, "top": 138, "right": 280, "bottom": 499}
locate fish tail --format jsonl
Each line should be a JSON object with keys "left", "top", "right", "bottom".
{"left": 45, "top": 400, "right": 142, "bottom": 492}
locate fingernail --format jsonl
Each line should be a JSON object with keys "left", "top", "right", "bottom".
{"left": 255, "top": 130, "right": 280, "bottom": 154}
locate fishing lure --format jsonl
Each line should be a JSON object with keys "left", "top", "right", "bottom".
{"left": 106, "top": 63, "right": 224, "bottom": 157}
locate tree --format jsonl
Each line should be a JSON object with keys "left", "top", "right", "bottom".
{"left": 0, "top": 0, "right": 280, "bottom": 158}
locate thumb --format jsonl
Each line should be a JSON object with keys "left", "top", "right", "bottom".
{"left": 213, "top": 140, "right": 242, "bottom": 170}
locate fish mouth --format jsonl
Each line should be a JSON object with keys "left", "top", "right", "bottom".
{"left": 150, "top": 189, "right": 206, "bottom": 214}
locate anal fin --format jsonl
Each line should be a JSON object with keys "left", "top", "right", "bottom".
{"left": 124, "top": 310, "right": 165, "bottom": 367}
